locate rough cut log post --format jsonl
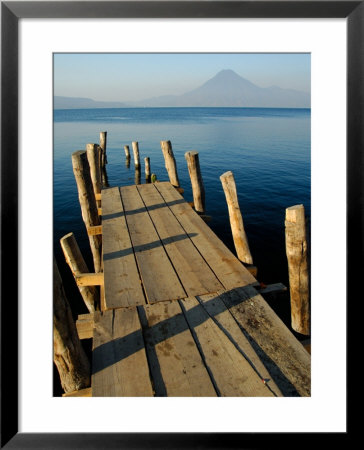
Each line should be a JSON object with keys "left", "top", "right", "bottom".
{"left": 72, "top": 150, "right": 102, "bottom": 273}
{"left": 220, "top": 171, "right": 253, "bottom": 265}
{"left": 285, "top": 204, "right": 310, "bottom": 335}
{"left": 60, "top": 232, "right": 100, "bottom": 313}
{"left": 135, "top": 167, "right": 141, "bottom": 185}
{"left": 100, "top": 131, "right": 107, "bottom": 166}
{"left": 160, "top": 140, "right": 180, "bottom": 188}
{"left": 185, "top": 151, "right": 205, "bottom": 214}
{"left": 132, "top": 141, "right": 141, "bottom": 169}
{"left": 124, "top": 144, "right": 131, "bottom": 158}
{"left": 86, "top": 143, "right": 102, "bottom": 208}
{"left": 144, "top": 157, "right": 151, "bottom": 182}
{"left": 53, "top": 258, "right": 90, "bottom": 393}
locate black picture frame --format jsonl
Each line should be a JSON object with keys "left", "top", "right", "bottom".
{"left": 1, "top": 1, "right": 356, "bottom": 448}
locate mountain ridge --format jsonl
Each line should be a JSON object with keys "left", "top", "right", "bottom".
{"left": 54, "top": 70, "right": 310, "bottom": 109}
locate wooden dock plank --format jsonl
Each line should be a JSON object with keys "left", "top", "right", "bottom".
{"left": 155, "top": 182, "right": 257, "bottom": 290}
{"left": 120, "top": 185, "right": 186, "bottom": 304}
{"left": 196, "top": 292, "right": 283, "bottom": 396}
{"left": 139, "top": 301, "right": 217, "bottom": 397}
{"left": 179, "top": 297, "right": 276, "bottom": 397}
{"left": 102, "top": 187, "right": 146, "bottom": 308}
{"left": 137, "top": 183, "right": 224, "bottom": 297}
{"left": 218, "top": 285, "right": 311, "bottom": 397}
{"left": 92, "top": 309, "right": 154, "bottom": 397}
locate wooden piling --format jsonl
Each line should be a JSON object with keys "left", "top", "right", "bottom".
{"left": 86, "top": 143, "right": 102, "bottom": 207}
{"left": 124, "top": 145, "right": 130, "bottom": 159}
{"left": 285, "top": 204, "right": 310, "bottom": 335}
{"left": 60, "top": 232, "right": 100, "bottom": 313}
{"left": 220, "top": 171, "right": 253, "bottom": 265}
{"left": 100, "top": 131, "right": 107, "bottom": 166}
{"left": 135, "top": 167, "right": 141, "bottom": 185}
{"left": 160, "top": 140, "right": 180, "bottom": 188}
{"left": 53, "top": 258, "right": 90, "bottom": 393}
{"left": 132, "top": 141, "right": 140, "bottom": 169}
{"left": 72, "top": 150, "right": 102, "bottom": 273}
{"left": 185, "top": 151, "right": 205, "bottom": 214}
{"left": 144, "top": 157, "right": 151, "bottom": 182}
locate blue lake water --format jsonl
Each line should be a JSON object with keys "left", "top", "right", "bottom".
{"left": 53, "top": 106, "right": 310, "bottom": 330}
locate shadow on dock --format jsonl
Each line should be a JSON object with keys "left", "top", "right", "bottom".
{"left": 92, "top": 285, "right": 306, "bottom": 397}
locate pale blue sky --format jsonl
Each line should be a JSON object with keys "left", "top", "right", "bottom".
{"left": 54, "top": 53, "right": 310, "bottom": 101}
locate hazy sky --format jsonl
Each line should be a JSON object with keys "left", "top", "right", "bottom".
{"left": 54, "top": 53, "right": 310, "bottom": 102}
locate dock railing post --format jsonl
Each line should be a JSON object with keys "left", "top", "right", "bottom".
{"left": 100, "top": 131, "right": 107, "bottom": 166}
{"left": 160, "top": 140, "right": 180, "bottom": 188}
{"left": 145, "top": 157, "right": 151, "bottom": 182}
{"left": 220, "top": 171, "right": 253, "bottom": 265}
{"left": 185, "top": 151, "right": 205, "bottom": 214}
{"left": 54, "top": 258, "right": 91, "bottom": 394}
{"left": 86, "top": 143, "right": 102, "bottom": 208}
{"left": 60, "top": 232, "right": 100, "bottom": 312}
{"left": 285, "top": 204, "right": 310, "bottom": 335}
{"left": 72, "top": 150, "right": 102, "bottom": 273}
{"left": 132, "top": 141, "right": 141, "bottom": 169}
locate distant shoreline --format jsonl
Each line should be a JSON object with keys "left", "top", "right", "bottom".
{"left": 54, "top": 106, "right": 311, "bottom": 111}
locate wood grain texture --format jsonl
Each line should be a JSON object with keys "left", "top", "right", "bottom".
{"left": 220, "top": 171, "right": 253, "bottom": 265}
{"left": 196, "top": 292, "right": 282, "bottom": 396}
{"left": 285, "top": 204, "right": 310, "bottom": 335}
{"left": 102, "top": 187, "right": 146, "bottom": 308}
{"left": 140, "top": 301, "right": 217, "bottom": 397}
{"left": 71, "top": 150, "right": 102, "bottom": 272}
{"left": 155, "top": 182, "right": 257, "bottom": 290}
{"left": 120, "top": 184, "right": 186, "bottom": 303}
{"left": 137, "top": 183, "right": 223, "bottom": 297}
{"left": 60, "top": 232, "right": 99, "bottom": 313}
{"left": 92, "top": 308, "right": 153, "bottom": 397}
{"left": 219, "top": 286, "right": 311, "bottom": 397}
{"left": 185, "top": 151, "right": 205, "bottom": 213}
{"left": 160, "top": 140, "right": 180, "bottom": 187}
{"left": 54, "top": 259, "right": 90, "bottom": 393}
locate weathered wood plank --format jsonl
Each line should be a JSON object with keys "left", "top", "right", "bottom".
{"left": 102, "top": 187, "right": 146, "bottom": 308}
{"left": 139, "top": 301, "right": 217, "bottom": 397}
{"left": 218, "top": 286, "right": 311, "bottom": 397}
{"left": 137, "top": 183, "right": 223, "bottom": 297}
{"left": 92, "top": 309, "right": 154, "bottom": 397}
{"left": 75, "top": 272, "right": 104, "bottom": 287}
{"left": 120, "top": 185, "right": 186, "bottom": 304}
{"left": 76, "top": 313, "right": 94, "bottom": 340}
{"left": 196, "top": 292, "right": 282, "bottom": 396}
{"left": 155, "top": 182, "right": 257, "bottom": 290}
{"left": 179, "top": 297, "right": 277, "bottom": 397}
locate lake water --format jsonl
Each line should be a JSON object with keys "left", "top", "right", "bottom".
{"left": 53, "top": 107, "right": 310, "bottom": 393}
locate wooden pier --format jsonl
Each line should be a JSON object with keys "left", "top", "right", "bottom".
{"left": 72, "top": 181, "right": 310, "bottom": 397}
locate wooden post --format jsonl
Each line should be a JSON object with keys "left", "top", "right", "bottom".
{"left": 86, "top": 143, "right": 102, "bottom": 208}
{"left": 60, "top": 232, "right": 100, "bottom": 313}
{"left": 285, "top": 204, "right": 310, "bottom": 335}
{"left": 100, "top": 131, "right": 107, "bottom": 166}
{"left": 72, "top": 150, "right": 102, "bottom": 273}
{"left": 124, "top": 145, "right": 130, "bottom": 159}
{"left": 220, "top": 171, "right": 253, "bottom": 265}
{"left": 160, "top": 140, "right": 180, "bottom": 187}
{"left": 53, "top": 258, "right": 90, "bottom": 393}
{"left": 185, "top": 151, "right": 205, "bottom": 214}
{"left": 132, "top": 141, "right": 140, "bottom": 169}
{"left": 135, "top": 167, "right": 141, "bottom": 185}
{"left": 144, "top": 157, "right": 151, "bottom": 182}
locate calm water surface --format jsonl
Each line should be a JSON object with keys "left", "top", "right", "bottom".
{"left": 53, "top": 107, "right": 310, "bottom": 392}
